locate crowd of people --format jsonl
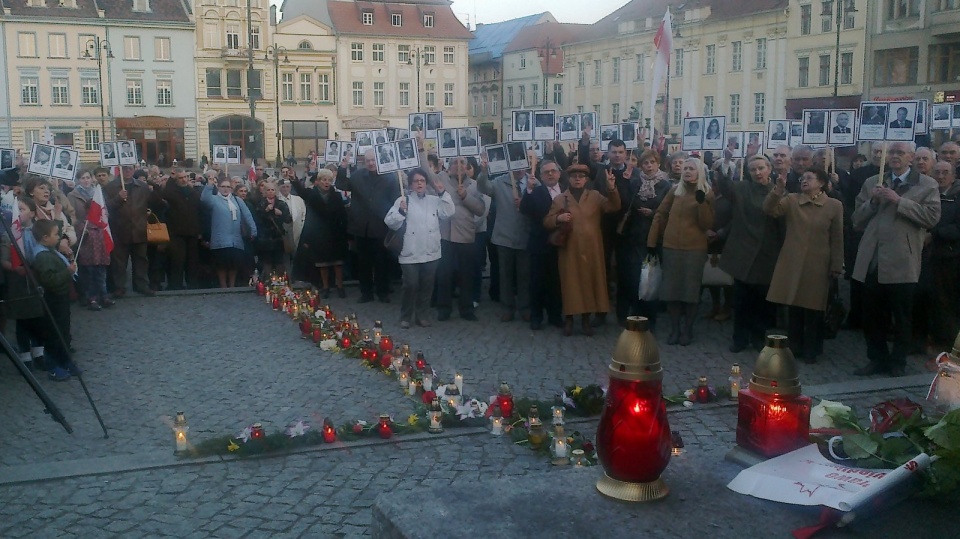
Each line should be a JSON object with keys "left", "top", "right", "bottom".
{"left": 2, "top": 130, "right": 960, "bottom": 381}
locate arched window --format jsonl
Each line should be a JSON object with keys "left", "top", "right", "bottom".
{"left": 208, "top": 115, "right": 264, "bottom": 161}
{"left": 298, "top": 40, "right": 313, "bottom": 50}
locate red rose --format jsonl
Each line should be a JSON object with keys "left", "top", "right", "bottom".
{"left": 380, "top": 354, "right": 392, "bottom": 368}
{"left": 352, "top": 423, "right": 363, "bottom": 434}
{"left": 421, "top": 390, "right": 436, "bottom": 404}
{"left": 582, "top": 441, "right": 595, "bottom": 454}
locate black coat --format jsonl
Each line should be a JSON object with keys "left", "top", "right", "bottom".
{"left": 162, "top": 181, "right": 202, "bottom": 236}
{"left": 252, "top": 197, "right": 291, "bottom": 252}
{"left": 335, "top": 166, "right": 400, "bottom": 239}
{"left": 519, "top": 184, "right": 562, "bottom": 255}
{"left": 292, "top": 180, "right": 348, "bottom": 275}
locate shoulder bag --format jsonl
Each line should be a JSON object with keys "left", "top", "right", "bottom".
{"left": 146, "top": 209, "right": 170, "bottom": 244}
{"left": 548, "top": 196, "right": 571, "bottom": 247}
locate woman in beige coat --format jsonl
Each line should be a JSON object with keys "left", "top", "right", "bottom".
{"left": 763, "top": 168, "right": 844, "bottom": 363}
{"left": 545, "top": 164, "right": 620, "bottom": 337}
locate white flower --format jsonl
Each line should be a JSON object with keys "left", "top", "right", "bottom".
{"left": 285, "top": 420, "right": 310, "bottom": 438}
{"left": 561, "top": 392, "right": 576, "bottom": 409}
{"left": 314, "top": 310, "right": 327, "bottom": 320}
{"left": 810, "top": 399, "right": 852, "bottom": 430}
{"left": 237, "top": 426, "right": 252, "bottom": 443}
{"left": 684, "top": 389, "right": 695, "bottom": 399}
{"left": 319, "top": 339, "right": 338, "bottom": 351}
{"left": 682, "top": 401, "right": 693, "bottom": 408}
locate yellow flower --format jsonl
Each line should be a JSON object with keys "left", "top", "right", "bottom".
{"left": 227, "top": 440, "right": 240, "bottom": 452}
{"left": 407, "top": 414, "right": 419, "bottom": 426}
{"left": 572, "top": 386, "right": 583, "bottom": 397}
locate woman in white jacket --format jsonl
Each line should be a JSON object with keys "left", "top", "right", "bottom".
{"left": 385, "top": 167, "right": 456, "bottom": 329}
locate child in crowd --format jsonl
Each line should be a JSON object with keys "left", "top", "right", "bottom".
{"left": 1, "top": 197, "right": 45, "bottom": 371}
{"left": 30, "top": 219, "right": 79, "bottom": 381}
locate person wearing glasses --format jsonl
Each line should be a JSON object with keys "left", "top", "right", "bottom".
{"left": 201, "top": 175, "right": 257, "bottom": 288}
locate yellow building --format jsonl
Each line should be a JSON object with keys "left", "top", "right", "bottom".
{"left": 563, "top": 0, "right": 791, "bottom": 139}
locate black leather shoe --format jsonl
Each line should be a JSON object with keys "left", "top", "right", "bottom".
{"left": 853, "top": 362, "right": 886, "bottom": 376}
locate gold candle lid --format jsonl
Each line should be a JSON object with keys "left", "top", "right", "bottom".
{"left": 749, "top": 335, "right": 801, "bottom": 395}
{"left": 609, "top": 316, "right": 662, "bottom": 381}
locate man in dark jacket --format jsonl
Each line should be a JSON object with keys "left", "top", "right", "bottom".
{"left": 842, "top": 142, "right": 882, "bottom": 329}
{"left": 104, "top": 165, "right": 163, "bottom": 296}
{"left": 519, "top": 159, "right": 564, "bottom": 330}
{"left": 162, "top": 168, "right": 202, "bottom": 289}
{"left": 336, "top": 149, "right": 400, "bottom": 303}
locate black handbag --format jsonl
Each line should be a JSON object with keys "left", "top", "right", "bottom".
{"left": 384, "top": 221, "right": 406, "bottom": 257}
{"left": 823, "top": 279, "right": 846, "bottom": 340}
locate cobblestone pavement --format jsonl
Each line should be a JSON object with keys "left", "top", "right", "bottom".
{"left": 0, "top": 285, "right": 935, "bottom": 468}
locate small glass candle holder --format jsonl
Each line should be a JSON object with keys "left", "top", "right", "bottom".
{"left": 571, "top": 449, "right": 587, "bottom": 467}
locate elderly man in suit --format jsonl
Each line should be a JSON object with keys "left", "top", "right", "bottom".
{"left": 520, "top": 159, "right": 565, "bottom": 330}
{"left": 851, "top": 141, "right": 940, "bottom": 377}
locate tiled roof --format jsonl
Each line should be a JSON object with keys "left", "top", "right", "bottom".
{"left": 0, "top": 0, "right": 190, "bottom": 23}
{"left": 279, "top": 0, "right": 333, "bottom": 27}
{"left": 469, "top": 12, "right": 552, "bottom": 60}
{"left": 503, "top": 22, "right": 589, "bottom": 76}
{"left": 588, "top": 0, "right": 788, "bottom": 39}
{"left": 327, "top": 0, "right": 473, "bottom": 39}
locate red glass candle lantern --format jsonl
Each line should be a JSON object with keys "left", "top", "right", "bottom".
{"left": 415, "top": 351, "right": 426, "bottom": 371}
{"left": 341, "top": 335, "right": 352, "bottom": 349}
{"left": 272, "top": 296, "right": 281, "bottom": 311}
{"left": 324, "top": 304, "right": 332, "bottom": 318}
{"left": 309, "top": 295, "right": 319, "bottom": 310}
{"left": 377, "top": 414, "right": 393, "bottom": 439}
{"left": 312, "top": 327, "right": 323, "bottom": 343}
{"left": 735, "top": 335, "right": 812, "bottom": 458}
{"left": 299, "top": 317, "right": 312, "bottom": 338}
{"left": 596, "top": 317, "right": 672, "bottom": 502}
{"left": 360, "top": 347, "right": 371, "bottom": 361}
{"left": 379, "top": 352, "right": 392, "bottom": 369}
{"left": 256, "top": 281, "right": 266, "bottom": 296}
{"left": 495, "top": 382, "right": 514, "bottom": 418}
{"left": 250, "top": 423, "right": 265, "bottom": 440}
{"left": 370, "top": 349, "right": 380, "bottom": 363}
{"left": 322, "top": 418, "right": 337, "bottom": 443}
{"left": 695, "top": 376, "right": 711, "bottom": 403}
{"left": 379, "top": 335, "right": 394, "bottom": 353}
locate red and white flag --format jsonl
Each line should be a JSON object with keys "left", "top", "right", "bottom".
{"left": 9, "top": 196, "right": 23, "bottom": 268}
{"left": 87, "top": 184, "right": 114, "bottom": 254}
{"left": 247, "top": 161, "right": 258, "bottom": 184}
{"left": 649, "top": 8, "right": 673, "bottom": 140}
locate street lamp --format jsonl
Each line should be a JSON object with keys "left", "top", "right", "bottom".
{"left": 537, "top": 40, "right": 559, "bottom": 107}
{"left": 830, "top": 0, "right": 858, "bottom": 97}
{"left": 265, "top": 45, "right": 289, "bottom": 168}
{"left": 408, "top": 47, "right": 431, "bottom": 113}
{"left": 82, "top": 37, "right": 114, "bottom": 145}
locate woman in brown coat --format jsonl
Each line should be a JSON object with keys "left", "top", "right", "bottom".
{"left": 763, "top": 168, "right": 844, "bottom": 363}
{"left": 647, "top": 158, "right": 715, "bottom": 346}
{"left": 545, "top": 164, "right": 620, "bottom": 337}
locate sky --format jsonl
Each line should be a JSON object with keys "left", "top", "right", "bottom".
{"left": 448, "top": 0, "right": 628, "bottom": 26}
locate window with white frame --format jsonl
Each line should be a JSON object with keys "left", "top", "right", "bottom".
{"left": 84, "top": 129, "right": 100, "bottom": 151}
{"left": 840, "top": 52, "right": 853, "bottom": 85}
{"left": 133, "top": 0, "right": 150, "bottom": 11}
{"left": 756, "top": 38, "right": 767, "bottom": 69}
{"left": 553, "top": 83, "right": 562, "bottom": 105}
{"left": 51, "top": 77, "right": 69, "bottom": 105}
{"left": 392, "top": 13, "right": 402, "bottom": 26}
{"left": 398, "top": 44, "right": 410, "bottom": 63}
{"left": 731, "top": 41, "right": 742, "bottom": 71}
{"left": 226, "top": 69, "right": 242, "bottom": 97}
{"left": 155, "top": 37, "right": 171, "bottom": 61}
{"left": 374, "top": 81, "right": 384, "bottom": 106}
{"left": 24, "top": 130, "right": 40, "bottom": 148}
{"left": 612, "top": 103, "right": 619, "bottom": 123}
{"left": 157, "top": 80, "right": 172, "bottom": 105}
{"left": 887, "top": 0, "right": 921, "bottom": 19}
{"left": 594, "top": 59, "right": 602, "bottom": 85}
{"left": 399, "top": 82, "right": 410, "bottom": 107}
{"left": 473, "top": 95, "right": 479, "bottom": 116}
{"left": 424, "top": 14, "right": 434, "bottom": 27}
{"left": 318, "top": 73, "right": 330, "bottom": 101}
{"left": 577, "top": 62, "right": 585, "bottom": 86}
{"left": 300, "top": 73, "right": 312, "bottom": 101}
{"left": 674, "top": 49, "right": 683, "bottom": 76}
{"left": 443, "top": 46, "right": 454, "bottom": 64}
{"left": 281, "top": 73, "right": 294, "bottom": 101}
{"left": 612, "top": 57, "right": 621, "bottom": 83}
{"left": 249, "top": 26, "right": 260, "bottom": 50}
{"left": 21, "top": 76, "right": 39, "bottom": 105}
{"left": 532, "top": 83, "right": 538, "bottom": 105}
{"left": 78, "top": 34, "right": 96, "bottom": 56}
{"left": 372, "top": 43, "right": 385, "bottom": 62}
{"left": 351, "top": 42, "right": 363, "bottom": 62}
{"left": 519, "top": 84, "right": 525, "bottom": 107}
{"left": 126, "top": 78, "right": 143, "bottom": 105}
{"left": 206, "top": 68, "right": 221, "bottom": 97}
{"left": 362, "top": 10, "right": 373, "bottom": 25}
{"left": 226, "top": 25, "right": 240, "bottom": 50}
{"left": 819, "top": 54, "right": 831, "bottom": 86}
{"left": 704, "top": 96, "right": 715, "bottom": 116}
{"left": 635, "top": 53, "right": 645, "bottom": 81}
{"left": 81, "top": 78, "right": 99, "bottom": 105}
{"left": 753, "top": 92, "right": 766, "bottom": 123}
{"left": 507, "top": 86, "right": 513, "bottom": 107}
{"left": 352, "top": 81, "right": 364, "bottom": 107}
{"left": 822, "top": 1, "right": 834, "bottom": 32}
{"left": 425, "top": 83, "right": 435, "bottom": 107}
{"left": 730, "top": 93, "right": 741, "bottom": 124}
{"left": 492, "top": 95, "right": 498, "bottom": 115}
{"left": 48, "top": 34, "right": 67, "bottom": 58}
{"left": 801, "top": 4, "right": 812, "bottom": 34}
{"left": 705, "top": 45, "right": 716, "bottom": 74}
{"left": 799, "top": 57, "right": 810, "bottom": 87}
{"left": 520, "top": 54, "right": 527, "bottom": 69}
{"left": 203, "top": 23, "right": 219, "bottom": 48}
{"left": 124, "top": 36, "right": 141, "bottom": 59}
{"left": 423, "top": 46, "right": 435, "bottom": 64}
{"left": 672, "top": 98, "right": 682, "bottom": 125}
{"left": 18, "top": 32, "right": 37, "bottom": 57}
{"left": 444, "top": 83, "right": 454, "bottom": 107}
{"left": 482, "top": 95, "right": 488, "bottom": 116}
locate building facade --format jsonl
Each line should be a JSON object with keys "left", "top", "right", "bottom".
{"left": 500, "top": 22, "right": 585, "bottom": 142}
{"left": 563, "top": 0, "right": 790, "bottom": 140}
{"left": 325, "top": 0, "right": 473, "bottom": 138}
{"left": 467, "top": 12, "right": 554, "bottom": 144}
{"left": 783, "top": 0, "right": 867, "bottom": 118}
{"left": 864, "top": 0, "right": 960, "bottom": 145}
{"left": 194, "top": 0, "right": 273, "bottom": 165}
{"left": 1, "top": 0, "right": 195, "bottom": 165}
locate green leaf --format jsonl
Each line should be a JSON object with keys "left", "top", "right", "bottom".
{"left": 924, "top": 409, "right": 960, "bottom": 450}
{"left": 826, "top": 408, "right": 865, "bottom": 433}
{"left": 842, "top": 432, "right": 879, "bottom": 459}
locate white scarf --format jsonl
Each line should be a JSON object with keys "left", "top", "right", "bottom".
{"left": 219, "top": 192, "right": 238, "bottom": 220}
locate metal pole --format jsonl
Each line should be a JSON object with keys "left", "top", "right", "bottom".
{"left": 416, "top": 48, "right": 422, "bottom": 113}
{"left": 247, "top": 0, "right": 256, "bottom": 161}
{"left": 96, "top": 39, "right": 106, "bottom": 146}
{"left": 273, "top": 48, "right": 281, "bottom": 167}
{"left": 664, "top": 69, "right": 670, "bottom": 140}
{"left": 833, "top": 1, "right": 841, "bottom": 98}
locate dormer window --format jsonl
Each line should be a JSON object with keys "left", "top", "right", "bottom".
{"left": 362, "top": 10, "right": 373, "bottom": 25}
{"left": 391, "top": 13, "right": 402, "bottom": 26}
{"left": 133, "top": 0, "right": 150, "bottom": 12}
{"left": 423, "top": 14, "right": 434, "bottom": 27}
{"left": 298, "top": 40, "right": 313, "bottom": 50}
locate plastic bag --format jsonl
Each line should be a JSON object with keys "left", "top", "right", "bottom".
{"left": 638, "top": 255, "right": 662, "bottom": 302}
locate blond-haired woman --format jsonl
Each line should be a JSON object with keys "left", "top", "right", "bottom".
{"left": 647, "top": 158, "right": 715, "bottom": 345}
{"left": 252, "top": 179, "right": 292, "bottom": 277}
